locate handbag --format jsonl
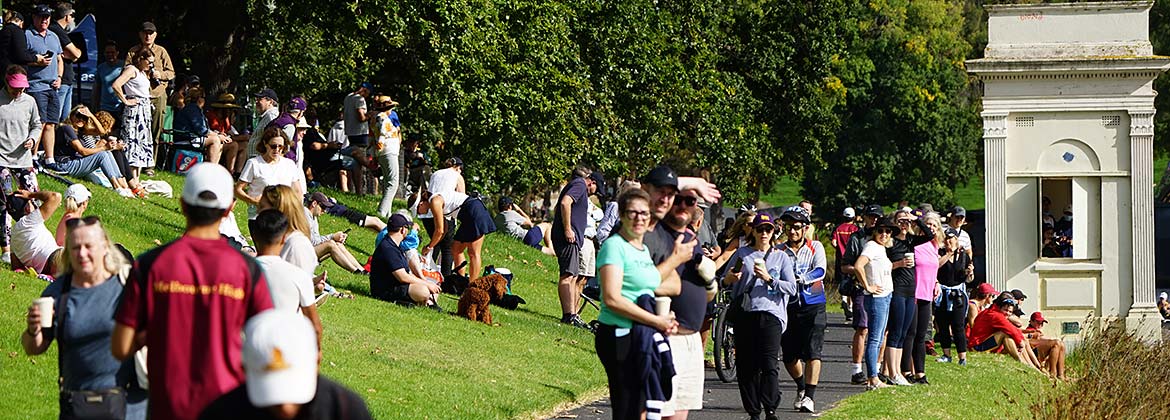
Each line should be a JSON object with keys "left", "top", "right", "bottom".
{"left": 60, "top": 388, "right": 126, "bottom": 420}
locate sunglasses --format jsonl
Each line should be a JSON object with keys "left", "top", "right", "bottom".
{"left": 65, "top": 215, "right": 101, "bottom": 230}
{"left": 897, "top": 219, "right": 913, "bottom": 225}
{"left": 754, "top": 225, "right": 774, "bottom": 233}
{"left": 874, "top": 228, "right": 894, "bottom": 234}
{"left": 786, "top": 224, "right": 806, "bottom": 231}
{"left": 674, "top": 196, "right": 698, "bottom": 207}
{"left": 267, "top": 143, "right": 286, "bottom": 151}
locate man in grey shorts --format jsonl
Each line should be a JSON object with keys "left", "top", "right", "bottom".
{"left": 552, "top": 166, "right": 595, "bottom": 329}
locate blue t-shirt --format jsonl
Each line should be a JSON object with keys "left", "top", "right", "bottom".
{"left": 173, "top": 103, "right": 209, "bottom": 137}
{"left": 23, "top": 29, "right": 62, "bottom": 92}
{"left": 41, "top": 274, "right": 133, "bottom": 390}
{"left": 597, "top": 234, "right": 661, "bottom": 329}
{"left": 369, "top": 236, "right": 410, "bottom": 300}
{"left": 552, "top": 177, "right": 589, "bottom": 244}
{"left": 94, "top": 61, "right": 124, "bottom": 113}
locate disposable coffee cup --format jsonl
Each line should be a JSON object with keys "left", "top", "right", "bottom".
{"left": 904, "top": 253, "right": 915, "bottom": 268}
{"left": 754, "top": 258, "right": 767, "bottom": 271}
{"left": 655, "top": 296, "right": 671, "bottom": 317}
{"left": 34, "top": 297, "right": 53, "bottom": 328}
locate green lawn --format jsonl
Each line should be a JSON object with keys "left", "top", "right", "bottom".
{"left": 821, "top": 353, "right": 1055, "bottom": 419}
{"left": 0, "top": 172, "right": 605, "bottom": 419}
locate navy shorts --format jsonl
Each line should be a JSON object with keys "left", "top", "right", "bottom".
{"left": 972, "top": 336, "right": 1000, "bottom": 352}
{"left": 348, "top": 134, "right": 369, "bottom": 147}
{"left": 522, "top": 226, "right": 543, "bottom": 249}
{"left": 30, "top": 89, "right": 60, "bottom": 124}
{"left": 454, "top": 197, "right": 496, "bottom": 242}
{"left": 852, "top": 293, "right": 869, "bottom": 329}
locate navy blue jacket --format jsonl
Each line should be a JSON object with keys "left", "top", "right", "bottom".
{"left": 632, "top": 294, "right": 675, "bottom": 417}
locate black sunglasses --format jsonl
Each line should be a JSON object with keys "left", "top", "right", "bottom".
{"left": 65, "top": 215, "right": 101, "bottom": 230}
{"left": 754, "top": 225, "right": 774, "bottom": 233}
{"left": 674, "top": 196, "right": 698, "bottom": 207}
{"left": 874, "top": 228, "right": 894, "bottom": 234}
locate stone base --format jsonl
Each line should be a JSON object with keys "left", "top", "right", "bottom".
{"left": 1125, "top": 306, "right": 1165, "bottom": 343}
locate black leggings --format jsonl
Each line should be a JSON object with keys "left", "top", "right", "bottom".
{"left": 111, "top": 150, "right": 131, "bottom": 182}
{"left": 901, "top": 299, "right": 932, "bottom": 374}
{"left": 934, "top": 299, "right": 969, "bottom": 353}
{"left": 595, "top": 323, "right": 644, "bottom": 419}
{"left": 421, "top": 217, "right": 456, "bottom": 277}
{"left": 735, "top": 311, "right": 783, "bottom": 415}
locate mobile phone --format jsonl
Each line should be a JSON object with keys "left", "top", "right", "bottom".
{"left": 44, "top": 50, "right": 53, "bottom": 58}
{"left": 731, "top": 258, "right": 745, "bottom": 274}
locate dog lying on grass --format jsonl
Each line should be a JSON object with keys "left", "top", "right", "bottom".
{"left": 457, "top": 273, "right": 509, "bottom": 324}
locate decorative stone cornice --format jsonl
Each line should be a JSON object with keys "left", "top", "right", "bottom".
{"left": 1129, "top": 110, "right": 1155, "bottom": 136}
{"left": 982, "top": 113, "right": 1008, "bottom": 138}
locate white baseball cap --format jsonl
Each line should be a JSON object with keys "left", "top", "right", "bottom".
{"left": 842, "top": 207, "right": 855, "bottom": 218}
{"left": 64, "top": 183, "right": 91, "bottom": 203}
{"left": 181, "top": 163, "right": 234, "bottom": 209}
{"left": 1160, "top": 291, "right": 1168, "bottom": 301}
{"left": 243, "top": 310, "right": 318, "bottom": 407}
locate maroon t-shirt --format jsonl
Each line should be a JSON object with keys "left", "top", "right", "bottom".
{"left": 115, "top": 235, "right": 274, "bottom": 420}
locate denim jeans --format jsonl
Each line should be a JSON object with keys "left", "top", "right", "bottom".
{"left": 63, "top": 152, "right": 124, "bottom": 185}
{"left": 57, "top": 84, "right": 73, "bottom": 123}
{"left": 887, "top": 295, "right": 917, "bottom": 348}
{"left": 863, "top": 294, "right": 892, "bottom": 378}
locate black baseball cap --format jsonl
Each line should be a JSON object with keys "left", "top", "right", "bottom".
{"left": 388, "top": 213, "right": 412, "bottom": 230}
{"left": 1010, "top": 289, "right": 1027, "bottom": 300}
{"left": 950, "top": 206, "right": 967, "bottom": 218}
{"left": 31, "top": 4, "right": 51, "bottom": 17}
{"left": 141, "top": 21, "right": 157, "bottom": 32}
{"left": 640, "top": 165, "right": 678, "bottom": 190}
{"left": 864, "top": 204, "right": 884, "bottom": 217}
{"left": 253, "top": 88, "right": 278, "bottom": 102}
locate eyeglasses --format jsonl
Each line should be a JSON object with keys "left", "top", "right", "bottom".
{"left": 674, "top": 196, "right": 698, "bottom": 207}
{"left": 65, "top": 215, "right": 101, "bottom": 230}
{"left": 624, "top": 210, "right": 651, "bottom": 220}
{"left": 267, "top": 143, "right": 286, "bottom": 151}
{"left": 754, "top": 225, "right": 774, "bottom": 234}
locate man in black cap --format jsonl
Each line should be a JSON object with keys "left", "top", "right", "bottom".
{"left": 839, "top": 204, "right": 883, "bottom": 385}
{"left": 945, "top": 206, "right": 973, "bottom": 260}
{"left": 246, "top": 88, "right": 279, "bottom": 158}
{"left": 125, "top": 21, "right": 173, "bottom": 169}
{"left": 48, "top": 2, "right": 80, "bottom": 125}
{"left": 369, "top": 213, "right": 440, "bottom": 307}
{"left": 552, "top": 165, "right": 596, "bottom": 328}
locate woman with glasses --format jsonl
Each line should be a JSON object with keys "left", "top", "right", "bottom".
{"left": 111, "top": 47, "right": 155, "bottom": 179}
{"left": 22, "top": 217, "right": 148, "bottom": 419}
{"left": 235, "top": 127, "right": 304, "bottom": 235}
{"left": 853, "top": 216, "right": 897, "bottom": 390}
{"left": 723, "top": 213, "right": 798, "bottom": 420}
{"left": 594, "top": 188, "right": 680, "bottom": 420}
{"left": 881, "top": 210, "right": 934, "bottom": 386}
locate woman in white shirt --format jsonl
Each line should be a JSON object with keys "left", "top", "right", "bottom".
{"left": 853, "top": 216, "right": 897, "bottom": 390}
{"left": 421, "top": 157, "right": 496, "bottom": 281}
{"left": 258, "top": 185, "right": 318, "bottom": 277}
{"left": 235, "top": 127, "right": 304, "bottom": 235}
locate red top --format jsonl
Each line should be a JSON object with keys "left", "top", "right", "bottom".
{"left": 968, "top": 308, "right": 1024, "bottom": 348}
{"left": 207, "top": 108, "right": 232, "bottom": 133}
{"left": 832, "top": 223, "right": 859, "bottom": 255}
{"left": 115, "top": 235, "right": 273, "bottom": 420}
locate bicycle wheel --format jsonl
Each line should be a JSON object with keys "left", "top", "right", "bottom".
{"left": 713, "top": 305, "right": 737, "bottom": 383}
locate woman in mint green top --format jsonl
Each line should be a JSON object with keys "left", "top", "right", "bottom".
{"left": 594, "top": 188, "right": 679, "bottom": 419}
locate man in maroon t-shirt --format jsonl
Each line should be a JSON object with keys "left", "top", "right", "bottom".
{"left": 112, "top": 163, "right": 274, "bottom": 420}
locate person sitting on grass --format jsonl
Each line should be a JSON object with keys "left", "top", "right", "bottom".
{"left": 1023, "top": 312, "right": 1067, "bottom": 380}
{"left": 303, "top": 192, "right": 367, "bottom": 274}
{"left": 967, "top": 297, "right": 1045, "bottom": 374}
{"left": 52, "top": 106, "right": 136, "bottom": 197}
{"left": 9, "top": 189, "right": 63, "bottom": 274}
{"left": 305, "top": 191, "right": 386, "bottom": 233}
{"left": 369, "top": 213, "right": 440, "bottom": 308}
{"left": 54, "top": 183, "right": 90, "bottom": 246}
{"left": 493, "top": 196, "right": 555, "bottom": 255}
{"left": 967, "top": 282, "right": 998, "bottom": 330}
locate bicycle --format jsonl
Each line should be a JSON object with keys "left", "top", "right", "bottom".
{"left": 711, "top": 286, "right": 737, "bottom": 383}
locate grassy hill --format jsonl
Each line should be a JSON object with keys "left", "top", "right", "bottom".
{"left": 0, "top": 172, "right": 604, "bottom": 419}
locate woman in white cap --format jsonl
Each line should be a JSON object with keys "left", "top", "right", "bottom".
{"left": 54, "top": 184, "right": 91, "bottom": 246}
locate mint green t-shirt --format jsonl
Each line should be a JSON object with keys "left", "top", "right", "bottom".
{"left": 596, "top": 234, "right": 661, "bottom": 328}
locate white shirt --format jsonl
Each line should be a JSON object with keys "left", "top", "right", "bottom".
{"left": 256, "top": 255, "right": 315, "bottom": 313}
{"left": 239, "top": 156, "right": 302, "bottom": 219}
{"left": 11, "top": 209, "right": 58, "bottom": 273}
{"left": 429, "top": 168, "right": 461, "bottom": 195}
{"left": 280, "top": 231, "right": 318, "bottom": 274}
{"left": 861, "top": 241, "right": 893, "bottom": 298}
{"left": 327, "top": 121, "right": 349, "bottom": 148}
{"left": 218, "top": 210, "right": 248, "bottom": 247}
{"left": 246, "top": 107, "right": 279, "bottom": 158}
{"left": 305, "top": 207, "right": 328, "bottom": 246}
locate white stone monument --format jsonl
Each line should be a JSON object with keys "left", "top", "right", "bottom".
{"left": 967, "top": 1, "right": 1169, "bottom": 339}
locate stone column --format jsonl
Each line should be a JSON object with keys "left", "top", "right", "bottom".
{"left": 982, "top": 111, "right": 1009, "bottom": 291}
{"left": 1129, "top": 109, "right": 1156, "bottom": 310}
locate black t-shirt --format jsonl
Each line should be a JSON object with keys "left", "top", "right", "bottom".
{"left": 48, "top": 22, "right": 74, "bottom": 86}
{"left": 369, "top": 236, "right": 410, "bottom": 301}
{"left": 55, "top": 125, "right": 81, "bottom": 161}
{"left": 199, "top": 376, "right": 373, "bottom": 420}
{"left": 644, "top": 223, "right": 706, "bottom": 331}
{"left": 887, "top": 230, "right": 933, "bottom": 297}
{"left": 406, "top": 146, "right": 428, "bottom": 169}
{"left": 302, "top": 128, "right": 334, "bottom": 171}
{"left": 937, "top": 251, "right": 971, "bottom": 288}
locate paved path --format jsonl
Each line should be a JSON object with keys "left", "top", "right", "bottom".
{"left": 553, "top": 313, "right": 861, "bottom": 419}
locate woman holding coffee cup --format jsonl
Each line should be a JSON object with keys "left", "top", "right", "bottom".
{"left": 722, "top": 213, "right": 798, "bottom": 420}
{"left": 884, "top": 210, "right": 935, "bottom": 386}
{"left": 21, "top": 217, "right": 147, "bottom": 419}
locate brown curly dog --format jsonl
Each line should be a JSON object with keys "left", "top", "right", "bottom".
{"left": 456, "top": 273, "right": 509, "bottom": 324}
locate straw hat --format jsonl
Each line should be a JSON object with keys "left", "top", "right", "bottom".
{"left": 209, "top": 93, "right": 241, "bottom": 109}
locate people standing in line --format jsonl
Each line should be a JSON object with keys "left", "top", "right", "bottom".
{"left": 594, "top": 188, "right": 680, "bottom": 420}
{"left": 723, "top": 213, "right": 798, "bottom": 420}
{"left": 235, "top": 127, "right": 304, "bottom": 234}
{"left": 247, "top": 88, "right": 280, "bottom": 158}
{"left": 902, "top": 211, "right": 944, "bottom": 383}
{"left": 110, "top": 47, "right": 154, "bottom": 180}
{"left": 124, "top": 21, "right": 173, "bottom": 170}
{"left": 935, "top": 227, "right": 973, "bottom": 365}
{"left": 838, "top": 204, "right": 882, "bottom": 385}
{"left": 250, "top": 208, "right": 323, "bottom": 348}
{"left": 853, "top": 216, "right": 897, "bottom": 390}
{"left": 831, "top": 207, "right": 858, "bottom": 318}
{"left": 552, "top": 166, "right": 597, "bottom": 329}
{"left": 371, "top": 95, "right": 402, "bottom": 218}
{"left": 0, "top": 66, "right": 43, "bottom": 265}
{"left": 47, "top": 2, "right": 80, "bottom": 126}
{"left": 884, "top": 210, "right": 934, "bottom": 386}
{"left": 111, "top": 163, "right": 275, "bottom": 420}
{"left": 23, "top": 5, "right": 62, "bottom": 166}
{"left": 342, "top": 82, "right": 371, "bottom": 193}
{"left": 778, "top": 206, "right": 828, "bottom": 413}
{"left": 93, "top": 41, "right": 123, "bottom": 121}
{"left": 0, "top": 11, "right": 40, "bottom": 72}
{"left": 198, "top": 311, "right": 373, "bottom": 420}
{"left": 22, "top": 217, "right": 148, "bottom": 420}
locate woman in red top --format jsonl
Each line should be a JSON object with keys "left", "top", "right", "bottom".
{"left": 206, "top": 94, "right": 249, "bottom": 175}
{"left": 967, "top": 298, "right": 1044, "bottom": 373}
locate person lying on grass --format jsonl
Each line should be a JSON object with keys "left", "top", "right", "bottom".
{"left": 1023, "top": 312, "right": 1067, "bottom": 380}
{"left": 967, "top": 297, "right": 1045, "bottom": 374}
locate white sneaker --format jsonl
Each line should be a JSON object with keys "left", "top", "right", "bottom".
{"left": 893, "top": 375, "right": 914, "bottom": 386}
{"left": 117, "top": 188, "right": 135, "bottom": 198}
{"left": 1, "top": 251, "right": 9, "bottom": 265}
{"left": 793, "top": 390, "right": 804, "bottom": 410}
{"left": 798, "top": 396, "right": 815, "bottom": 413}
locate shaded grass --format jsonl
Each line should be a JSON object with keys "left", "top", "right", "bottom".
{"left": 820, "top": 352, "right": 1052, "bottom": 419}
{"left": 0, "top": 172, "right": 606, "bottom": 419}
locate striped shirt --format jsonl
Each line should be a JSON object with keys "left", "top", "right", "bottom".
{"left": 779, "top": 239, "right": 827, "bottom": 306}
